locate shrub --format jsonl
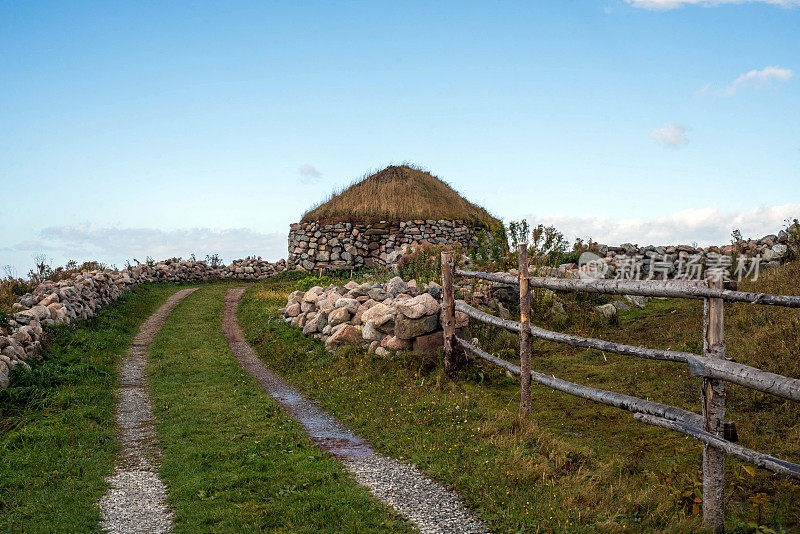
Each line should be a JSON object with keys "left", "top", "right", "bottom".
{"left": 1, "top": 274, "right": 35, "bottom": 312}
{"left": 205, "top": 253, "right": 223, "bottom": 267}
{"left": 470, "top": 219, "right": 572, "bottom": 272}
{"left": 470, "top": 222, "right": 512, "bottom": 272}
{"left": 396, "top": 242, "right": 463, "bottom": 285}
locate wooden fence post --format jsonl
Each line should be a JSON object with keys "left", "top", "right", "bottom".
{"left": 702, "top": 274, "right": 726, "bottom": 532}
{"left": 441, "top": 252, "right": 457, "bottom": 379}
{"left": 518, "top": 244, "right": 532, "bottom": 414}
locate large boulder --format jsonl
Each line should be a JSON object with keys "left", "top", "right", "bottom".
{"left": 361, "top": 303, "right": 395, "bottom": 328}
{"left": 386, "top": 276, "right": 408, "bottom": 296}
{"left": 395, "top": 314, "right": 439, "bottom": 339}
{"left": 381, "top": 335, "right": 413, "bottom": 351}
{"left": 412, "top": 331, "right": 444, "bottom": 356}
{"left": 334, "top": 298, "right": 360, "bottom": 314}
{"left": 303, "top": 313, "right": 327, "bottom": 335}
{"left": 396, "top": 293, "right": 440, "bottom": 319}
{"left": 348, "top": 284, "right": 373, "bottom": 298}
{"left": 772, "top": 244, "right": 788, "bottom": 258}
{"left": 39, "top": 293, "right": 59, "bottom": 307}
{"left": 288, "top": 290, "right": 305, "bottom": 304}
{"left": 328, "top": 307, "right": 350, "bottom": 327}
{"left": 595, "top": 303, "right": 617, "bottom": 320}
{"left": 367, "top": 287, "right": 390, "bottom": 301}
{"left": 27, "top": 305, "right": 50, "bottom": 321}
{"left": 361, "top": 321, "right": 384, "bottom": 341}
{"left": 327, "top": 324, "right": 362, "bottom": 346}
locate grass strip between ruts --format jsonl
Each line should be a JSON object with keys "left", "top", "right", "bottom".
{"left": 148, "top": 283, "right": 414, "bottom": 533}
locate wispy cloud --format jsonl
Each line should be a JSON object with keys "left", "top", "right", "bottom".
{"left": 520, "top": 203, "right": 800, "bottom": 246}
{"left": 696, "top": 66, "right": 793, "bottom": 97}
{"left": 650, "top": 123, "right": 689, "bottom": 148}
{"left": 694, "top": 83, "right": 712, "bottom": 97}
{"left": 725, "top": 66, "right": 793, "bottom": 94}
{"left": 627, "top": 0, "right": 800, "bottom": 10}
{"left": 7, "top": 225, "right": 287, "bottom": 266}
{"left": 297, "top": 164, "right": 323, "bottom": 183}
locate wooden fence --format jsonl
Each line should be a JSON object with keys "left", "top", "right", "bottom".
{"left": 440, "top": 247, "right": 800, "bottom": 533}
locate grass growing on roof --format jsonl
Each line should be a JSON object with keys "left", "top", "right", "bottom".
{"left": 0, "top": 283, "right": 182, "bottom": 532}
{"left": 238, "top": 263, "right": 800, "bottom": 533}
{"left": 301, "top": 164, "right": 500, "bottom": 228}
{"left": 147, "top": 283, "right": 414, "bottom": 533}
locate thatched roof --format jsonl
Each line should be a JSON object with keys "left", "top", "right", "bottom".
{"left": 301, "top": 165, "right": 499, "bottom": 228}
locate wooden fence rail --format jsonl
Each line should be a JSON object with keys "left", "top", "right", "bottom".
{"left": 441, "top": 248, "right": 800, "bottom": 533}
{"left": 454, "top": 300, "right": 800, "bottom": 402}
{"left": 456, "top": 268, "right": 800, "bottom": 307}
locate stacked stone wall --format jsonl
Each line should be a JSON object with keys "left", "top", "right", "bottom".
{"left": 0, "top": 257, "right": 286, "bottom": 389}
{"left": 565, "top": 226, "right": 796, "bottom": 280}
{"left": 287, "top": 219, "right": 482, "bottom": 271}
{"left": 280, "top": 276, "right": 468, "bottom": 357}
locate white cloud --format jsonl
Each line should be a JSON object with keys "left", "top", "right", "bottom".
{"left": 725, "top": 66, "right": 793, "bottom": 94}
{"left": 696, "top": 66, "right": 793, "bottom": 97}
{"left": 627, "top": 0, "right": 800, "bottom": 10}
{"left": 7, "top": 225, "right": 287, "bottom": 268}
{"left": 297, "top": 164, "right": 323, "bottom": 183}
{"left": 650, "top": 123, "right": 689, "bottom": 148}
{"left": 520, "top": 203, "right": 800, "bottom": 247}
{"left": 694, "top": 83, "right": 712, "bottom": 97}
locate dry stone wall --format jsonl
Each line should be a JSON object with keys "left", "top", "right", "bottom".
{"left": 0, "top": 257, "right": 286, "bottom": 389}
{"left": 287, "top": 219, "right": 482, "bottom": 271}
{"left": 564, "top": 226, "right": 796, "bottom": 280}
{"left": 280, "top": 276, "right": 469, "bottom": 357}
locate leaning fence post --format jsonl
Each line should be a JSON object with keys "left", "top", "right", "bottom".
{"left": 702, "top": 274, "right": 726, "bottom": 532}
{"left": 518, "top": 244, "right": 532, "bottom": 414}
{"left": 441, "top": 252, "right": 457, "bottom": 379}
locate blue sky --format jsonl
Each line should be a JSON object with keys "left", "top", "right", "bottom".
{"left": 2, "top": 0, "right": 799, "bottom": 273}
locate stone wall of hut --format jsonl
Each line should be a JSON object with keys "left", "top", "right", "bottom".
{"left": 287, "top": 220, "right": 483, "bottom": 271}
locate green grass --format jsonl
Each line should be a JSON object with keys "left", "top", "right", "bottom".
{"left": 238, "top": 266, "right": 800, "bottom": 533}
{"left": 147, "top": 283, "right": 414, "bottom": 533}
{"left": 0, "top": 283, "right": 183, "bottom": 533}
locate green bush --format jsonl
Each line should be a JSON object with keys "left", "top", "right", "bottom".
{"left": 396, "top": 243, "right": 463, "bottom": 285}
{"left": 469, "top": 219, "right": 573, "bottom": 272}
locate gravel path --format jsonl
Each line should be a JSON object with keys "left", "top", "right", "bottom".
{"left": 223, "top": 287, "right": 487, "bottom": 534}
{"left": 98, "top": 288, "right": 198, "bottom": 534}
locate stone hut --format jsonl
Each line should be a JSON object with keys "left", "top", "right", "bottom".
{"left": 288, "top": 165, "right": 498, "bottom": 271}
